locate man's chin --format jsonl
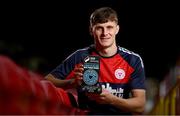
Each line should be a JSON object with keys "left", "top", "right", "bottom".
{"left": 100, "top": 44, "right": 111, "bottom": 49}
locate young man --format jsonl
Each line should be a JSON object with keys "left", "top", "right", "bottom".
{"left": 45, "top": 7, "right": 146, "bottom": 115}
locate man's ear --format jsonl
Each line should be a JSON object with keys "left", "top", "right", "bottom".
{"left": 89, "top": 26, "right": 93, "bottom": 36}
{"left": 115, "top": 25, "right": 120, "bottom": 34}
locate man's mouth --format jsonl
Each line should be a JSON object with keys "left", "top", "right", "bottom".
{"left": 100, "top": 37, "right": 110, "bottom": 40}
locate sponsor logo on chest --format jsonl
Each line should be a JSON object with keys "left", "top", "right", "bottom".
{"left": 102, "top": 83, "right": 124, "bottom": 98}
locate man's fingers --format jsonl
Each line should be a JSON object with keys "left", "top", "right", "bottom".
{"left": 72, "top": 64, "right": 84, "bottom": 87}
{"left": 74, "top": 67, "right": 84, "bottom": 73}
{"left": 74, "top": 72, "right": 83, "bottom": 77}
{"left": 75, "top": 64, "right": 84, "bottom": 69}
{"left": 76, "top": 63, "right": 83, "bottom": 68}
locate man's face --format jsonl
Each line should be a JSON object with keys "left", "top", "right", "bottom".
{"left": 90, "top": 21, "right": 119, "bottom": 49}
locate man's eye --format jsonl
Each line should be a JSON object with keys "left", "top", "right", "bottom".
{"left": 96, "top": 27, "right": 102, "bottom": 30}
{"left": 107, "top": 26, "right": 113, "bottom": 29}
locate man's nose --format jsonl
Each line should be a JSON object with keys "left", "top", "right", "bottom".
{"left": 102, "top": 28, "right": 108, "bottom": 35}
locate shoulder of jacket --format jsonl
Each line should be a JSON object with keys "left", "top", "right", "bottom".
{"left": 118, "top": 46, "right": 144, "bottom": 68}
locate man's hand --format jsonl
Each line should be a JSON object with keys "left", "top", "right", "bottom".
{"left": 86, "top": 89, "right": 114, "bottom": 104}
{"left": 86, "top": 89, "right": 146, "bottom": 114}
{"left": 71, "top": 64, "right": 84, "bottom": 88}
{"left": 45, "top": 63, "right": 84, "bottom": 89}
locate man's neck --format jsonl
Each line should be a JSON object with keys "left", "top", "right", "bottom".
{"left": 96, "top": 45, "right": 118, "bottom": 57}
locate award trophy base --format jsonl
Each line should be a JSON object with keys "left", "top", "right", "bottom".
{"left": 81, "top": 83, "right": 102, "bottom": 94}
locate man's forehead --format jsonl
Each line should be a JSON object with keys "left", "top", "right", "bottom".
{"left": 93, "top": 21, "right": 117, "bottom": 27}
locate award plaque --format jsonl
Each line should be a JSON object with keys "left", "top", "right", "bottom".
{"left": 80, "top": 55, "right": 102, "bottom": 94}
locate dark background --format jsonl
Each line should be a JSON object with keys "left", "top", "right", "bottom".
{"left": 1, "top": 0, "right": 179, "bottom": 81}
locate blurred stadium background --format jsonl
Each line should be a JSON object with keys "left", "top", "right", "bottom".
{"left": 1, "top": 0, "right": 180, "bottom": 115}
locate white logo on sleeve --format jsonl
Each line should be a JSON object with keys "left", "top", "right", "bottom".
{"left": 115, "top": 68, "right": 125, "bottom": 79}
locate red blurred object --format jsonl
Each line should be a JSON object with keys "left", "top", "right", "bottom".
{"left": 0, "top": 55, "right": 87, "bottom": 115}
